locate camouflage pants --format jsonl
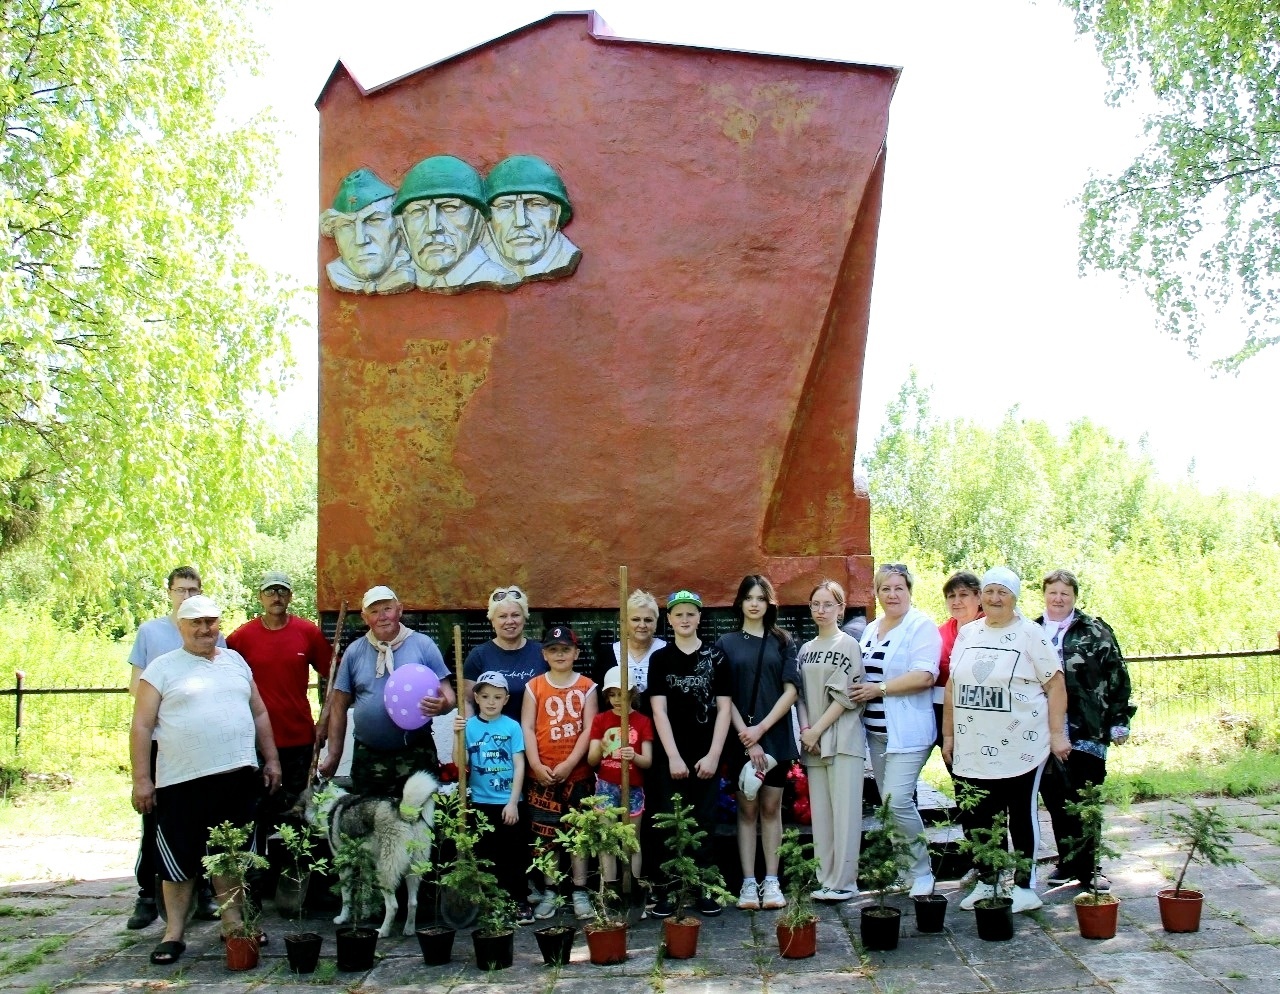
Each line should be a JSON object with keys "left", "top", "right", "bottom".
{"left": 349, "top": 738, "right": 439, "bottom": 799}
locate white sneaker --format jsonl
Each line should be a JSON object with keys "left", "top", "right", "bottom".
{"left": 760, "top": 879, "right": 785, "bottom": 909}
{"left": 959, "top": 882, "right": 995, "bottom": 910}
{"left": 909, "top": 873, "right": 936, "bottom": 898}
{"left": 811, "top": 887, "right": 833, "bottom": 901}
{"left": 572, "top": 890, "right": 593, "bottom": 920}
{"left": 737, "top": 880, "right": 760, "bottom": 910}
{"left": 534, "top": 891, "right": 558, "bottom": 919}
{"left": 958, "top": 867, "right": 980, "bottom": 887}
{"left": 1010, "top": 885, "right": 1042, "bottom": 913}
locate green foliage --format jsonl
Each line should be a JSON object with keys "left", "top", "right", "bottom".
{"left": 862, "top": 375, "right": 1280, "bottom": 650}
{"left": 556, "top": 794, "right": 639, "bottom": 927}
{"left": 859, "top": 795, "right": 919, "bottom": 912}
{"left": 275, "top": 821, "right": 329, "bottom": 921}
{"left": 201, "top": 820, "right": 269, "bottom": 936}
{"left": 332, "top": 831, "right": 383, "bottom": 925}
{"left": 954, "top": 782, "right": 1029, "bottom": 903}
{"left": 0, "top": 0, "right": 303, "bottom": 625}
{"left": 1164, "top": 803, "right": 1239, "bottom": 894}
{"left": 434, "top": 792, "right": 514, "bottom": 935}
{"left": 1062, "top": 783, "right": 1122, "bottom": 904}
{"left": 1062, "top": 0, "right": 1280, "bottom": 368}
{"left": 652, "top": 792, "right": 732, "bottom": 922}
{"left": 775, "top": 828, "right": 819, "bottom": 928}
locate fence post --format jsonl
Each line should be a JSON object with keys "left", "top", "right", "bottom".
{"left": 14, "top": 671, "right": 24, "bottom": 757}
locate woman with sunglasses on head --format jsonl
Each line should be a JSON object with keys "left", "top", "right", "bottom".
{"left": 716, "top": 574, "right": 800, "bottom": 911}
{"left": 850, "top": 563, "right": 942, "bottom": 898}
{"left": 594, "top": 589, "right": 667, "bottom": 714}
{"left": 796, "top": 580, "right": 865, "bottom": 902}
{"left": 462, "top": 586, "right": 549, "bottom": 720}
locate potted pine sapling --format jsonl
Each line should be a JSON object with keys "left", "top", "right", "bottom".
{"left": 529, "top": 845, "right": 575, "bottom": 965}
{"left": 202, "top": 821, "right": 270, "bottom": 972}
{"left": 276, "top": 821, "right": 330, "bottom": 972}
{"left": 1157, "top": 804, "right": 1239, "bottom": 933}
{"left": 857, "top": 794, "right": 919, "bottom": 951}
{"left": 1062, "top": 783, "right": 1123, "bottom": 940}
{"left": 332, "top": 834, "right": 381, "bottom": 971}
{"left": 652, "top": 793, "right": 734, "bottom": 959}
{"left": 556, "top": 794, "right": 639, "bottom": 965}
{"left": 774, "top": 828, "right": 821, "bottom": 959}
{"left": 435, "top": 796, "right": 517, "bottom": 970}
{"left": 958, "top": 809, "right": 1029, "bottom": 942}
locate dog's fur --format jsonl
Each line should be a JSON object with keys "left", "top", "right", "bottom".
{"left": 312, "top": 771, "right": 439, "bottom": 937}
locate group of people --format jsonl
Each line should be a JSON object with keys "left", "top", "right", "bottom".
{"left": 126, "top": 561, "right": 1134, "bottom": 964}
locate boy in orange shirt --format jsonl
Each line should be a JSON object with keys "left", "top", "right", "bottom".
{"left": 521, "top": 624, "right": 598, "bottom": 919}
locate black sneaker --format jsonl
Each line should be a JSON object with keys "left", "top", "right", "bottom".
{"left": 127, "top": 897, "right": 158, "bottom": 930}
{"left": 650, "top": 896, "right": 675, "bottom": 918}
{"left": 1046, "top": 867, "right": 1074, "bottom": 887}
{"left": 697, "top": 895, "right": 722, "bottom": 917}
{"left": 516, "top": 902, "right": 536, "bottom": 926}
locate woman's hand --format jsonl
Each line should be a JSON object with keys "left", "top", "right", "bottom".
{"left": 131, "top": 778, "right": 155, "bottom": 815}
{"left": 941, "top": 737, "right": 953, "bottom": 766}
{"left": 739, "top": 724, "right": 763, "bottom": 748}
{"left": 800, "top": 727, "right": 822, "bottom": 753}
{"left": 747, "top": 743, "right": 767, "bottom": 770}
{"left": 1050, "top": 731, "right": 1072, "bottom": 761}
{"left": 849, "top": 682, "right": 882, "bottom": 703}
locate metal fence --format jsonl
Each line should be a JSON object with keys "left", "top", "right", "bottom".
{"left": 2, "top": 642, "right": 1277, "bottom": 771}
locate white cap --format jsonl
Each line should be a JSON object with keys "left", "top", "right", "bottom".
{"left": 981, "top": 567, "right": 1021, "bottom": 598}
{"left": 475, "top": 670, "right": 509, "bottom": 691}
{"left": 738, "top": 755, "right": 778, "bottom": 801}
{"left": 362, "top": 585, "right": 398, "bottom": 610}
{"left": 176, "top": 595, "right": 221, "bottom": 620}
{"left": 602, "top": 665, "right": 636, "bottom": 693}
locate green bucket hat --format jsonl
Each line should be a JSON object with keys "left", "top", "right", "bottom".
{"left": 331, "top": 168, "right": 396, "bottom": 213}
{"left": 485, "top": 155, "right": 573, "bottom": 225}
{"left": 392, "top": 155, "right": 488, "bottom": 216}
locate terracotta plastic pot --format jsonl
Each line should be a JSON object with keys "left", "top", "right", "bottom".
{"left": 335, "top": 925, "right": 379, "bottom": 971}
{"left": 584, "top": 922, "right": 628, "bottom": 965}
{"left": 974, "top": 898, "right": 1015, "bottom": 942}
{"left": 860, "top": 906, "right": 902, "bottom": 951}
{"left": 224, "top": 934, "right": 260, "bottom": 971}
{"left": 534, "top": 924, "right": 576, "bottom": 966}
{"left": 1074, "top": 897, "right": 1120, "bottom": 939}
{"left": 663, "top": 917, "right": 701, "bottom": 959}
{"left": 776, "top": 917, "right": 817, "bottom": 959}
{"left": 472, "top": 930, "right": 515, "bottom": 970}
{"left": 913, "top": 893, "right": 948, "bottom": 934}
{"left": 284, "top": 931, "right": 322, "bottom": 973}
{"left": 1157, "top": 888, "right": 1203, "bottom": 933}
{"left": 415, "top": 925, "right": 455, "bottom": 966}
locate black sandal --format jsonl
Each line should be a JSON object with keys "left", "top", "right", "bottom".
{"left": 149, "top": 940, "right": 186, "bottom": 965}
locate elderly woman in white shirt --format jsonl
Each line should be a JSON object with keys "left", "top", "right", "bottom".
{"left": 850, "top": 563, "right": 942, "bottom": 898}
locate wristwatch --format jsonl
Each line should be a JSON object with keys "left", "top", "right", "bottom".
{"left": 878, "top": 682, "right": 888, "bottom": 698}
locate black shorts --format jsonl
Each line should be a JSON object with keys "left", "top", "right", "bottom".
{"left": 154, "top": 767, "right": 260, "bottom": 882}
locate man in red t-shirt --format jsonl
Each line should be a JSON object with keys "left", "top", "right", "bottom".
{"left": 226, "top": 571, "right": 332, "bottom": 894}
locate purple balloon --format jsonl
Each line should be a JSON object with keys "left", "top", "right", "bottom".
{"left": 383, "top": 663, "right": 442, "bottom": 730}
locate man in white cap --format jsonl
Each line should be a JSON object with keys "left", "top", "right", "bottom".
{"left": 227, "top": 571, "right": 333, "bottom": 895}
{"left": 317, "top": 585, "right": 455, "bottom": 796}
{"left": 129, "top": 594, "right": 281, "bottom": 966}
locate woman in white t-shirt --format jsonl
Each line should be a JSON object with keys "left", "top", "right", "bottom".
{"left": 942, "top": 567, "right": 1070, "bottom": 915}
{"left": 851, "top": 564, "right": 942, "bottom": 898}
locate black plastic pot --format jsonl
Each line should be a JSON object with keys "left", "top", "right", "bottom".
{"left": 859, "top": 906, "right": 902, "bottom": 951}
{"left": 284, "top": 931, "right": 322, "bottom": 974}
{"left": 472, "top": 929, "right": 515, "bottom": 970}
{"left": 416, "top": 925, "right": 456, "bottom": 966}
{"left": 534, "top": 924, "right": 576, "bottom": 966}
{"left": 335, "top": 925, "right": 379, "bottom": 971}
{"left": 913, "top": 893, "right": 948, "bottom": 933}
{"left": 974, "top": 898, "right": 1015, "bottom": 942}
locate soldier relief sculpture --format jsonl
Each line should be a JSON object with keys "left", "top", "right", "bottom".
{"left": 320, "top": 154, "right": 581, "bottom": 295}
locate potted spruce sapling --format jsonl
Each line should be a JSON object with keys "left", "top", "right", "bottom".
{"left": 412, "top": 789, "right": 462, "bottom": 967}
{"left": 1157, "top": 804, "right": 1239, "bottom": 933}
{"left": 529, "top": 845, "right": 575, "bottom": 965}
{"left": 556, "top": 795, "right": 639, "bottom": 965}
{"left": 275, "top": 821, "right": 330, "bottom": 972}
{"left": 1062, "top": 783, "right": 1123, "bottom": 940}
{"left": 857, "top": 794, "right": 918, "bottom": 951}
{"left": 958, "top": 808, "right": 1029, "bottom": 942}
{"left": 202, "top": 821, "right": 270, "bottom": 972}
{"left": 774, "top": 828, "right": 821, "bottom": 959}
{"left": 651, "top": 792, "right": 733, "bottom": 959}
{"left": 331, "top": 833, "right": 382, "bottom": 971}
{"left": 435, "top": 794, "right": 517, "bottom": 970}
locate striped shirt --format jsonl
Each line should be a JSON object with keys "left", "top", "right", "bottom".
{"left": 862, "top": 638, "right": 889, "bottom": 734}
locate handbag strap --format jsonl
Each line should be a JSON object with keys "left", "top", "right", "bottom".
{"left": 745, "top": 632, "right": 768, "bottom": 724}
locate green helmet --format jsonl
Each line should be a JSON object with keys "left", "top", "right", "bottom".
{"left": 331, "top": 168, "right": 396, "bottom": 213}
{"left": 392, "top": 156, "right": 488, "bottom": 216}
{"left": 485, "top": 155, "right": 573, "bottom": 225}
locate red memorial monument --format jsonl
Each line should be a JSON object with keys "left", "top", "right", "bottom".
{"left": 315, "top": 11, "right": 897, "bottom": 615}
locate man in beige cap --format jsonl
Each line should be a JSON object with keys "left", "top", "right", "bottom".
{"left": 318, "top": 586, "right": 455, "bottom": 796}
{"left": 129, "top": 594, "right": 281, "bottom": 966}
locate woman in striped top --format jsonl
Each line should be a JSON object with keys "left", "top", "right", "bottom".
{"left": 851, "top": 563, "right": 942, "bottom": 898}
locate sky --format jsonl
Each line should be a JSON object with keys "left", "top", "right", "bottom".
{"left": 240, "top": 0, "right": 1280, "bottom": 495}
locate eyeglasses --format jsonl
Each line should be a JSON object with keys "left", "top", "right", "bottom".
{"left": 490, "top": 587, "right": 526, "bottom": 603}
{"left": 809, "top": 600, "right": 841, "bottom": 611}
{"left": 169, "top": 586, "right": 200, "bottom": 597}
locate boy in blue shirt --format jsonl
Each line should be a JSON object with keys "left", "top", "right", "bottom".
{"left": 458, "top": 670, "right": 531, "bottom": 923}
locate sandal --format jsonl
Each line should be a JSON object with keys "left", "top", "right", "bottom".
{"left": 149, "top": 940, "right": 186, "bottom": 965}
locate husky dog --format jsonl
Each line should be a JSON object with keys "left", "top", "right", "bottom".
{"left": 313, "top": 771, "right": 439, "bottom": 937}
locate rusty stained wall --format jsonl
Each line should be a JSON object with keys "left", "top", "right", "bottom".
{"left": 316, "top": 13, "right": 895, "bottom": 613}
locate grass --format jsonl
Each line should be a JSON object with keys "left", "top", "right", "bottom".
{"left": 0, "top": 904, "right": 58, "bottom": 918}
{"left": 0, "top": 935, "right": 68, "bottom": 977}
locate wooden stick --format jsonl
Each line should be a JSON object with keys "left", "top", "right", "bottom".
{"left": 617, "top": 566, "right": 632, "bottom": 898}
{"left": 306, "top": 600, "right": 347, "bottom": 787}
{"left": 453, "top": 624, "right": 467, "bottom": 812}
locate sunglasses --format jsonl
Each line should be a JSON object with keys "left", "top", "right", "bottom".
{"left": 880, "top": 563, "right": 911, "bottom": 576}
{"left": 490, "top": 587, "right": 526, "bottom": 603}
